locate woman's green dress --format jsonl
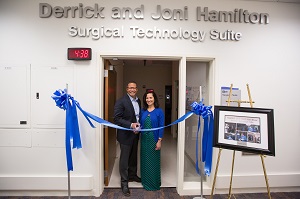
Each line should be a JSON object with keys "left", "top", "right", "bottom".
{"left": 140, "top": 115, "right": 161, "bottom": 191}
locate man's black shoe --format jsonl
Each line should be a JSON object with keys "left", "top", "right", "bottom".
{"left": 128, "top": 176, "right": 141, "bottom": 183}
{"left": 121, "top": 186, "right": 130, "bottom": 197}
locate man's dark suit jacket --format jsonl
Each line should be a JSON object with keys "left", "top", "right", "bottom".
{"left": 114, "top": 94, "right": 141, "bottom": 145}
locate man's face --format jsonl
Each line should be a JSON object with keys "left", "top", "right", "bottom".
{"left": 126, "top": 83, "right": 138, "bottom": 98}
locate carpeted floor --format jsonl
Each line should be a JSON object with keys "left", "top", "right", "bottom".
{"left": 0, "top": 188, "right": 300, "bottom": 199}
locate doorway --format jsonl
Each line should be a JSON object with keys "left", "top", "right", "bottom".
{"left": 98, "top": 55, "right": 215, "bottom": 195}
{"left": 103, "top": 58, "right": 179, "bottom": 188}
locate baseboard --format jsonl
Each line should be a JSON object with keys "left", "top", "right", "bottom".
{"left": 179, "top": 173, "right": 300, "bottom": 196}
{"left": 214, "top": 173, "right": 300, "bottom": 189}
{"left": 0, "top": 176, "right": 93, "bottom": 191}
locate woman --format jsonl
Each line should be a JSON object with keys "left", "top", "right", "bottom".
{"left": 140, "top": 90, "right": 164, "bottom": 191}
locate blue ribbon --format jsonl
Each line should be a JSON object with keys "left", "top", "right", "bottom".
{"left": 52, "top": 89, "right": 213, "bottom": 175}
{"left": 190, "top": 100, "right": 214, "bottom": 176}
{"left": 52, "top": 89, "right": 82, "bottom": 171}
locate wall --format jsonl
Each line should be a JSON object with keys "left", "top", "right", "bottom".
{"left": 0, "top": 0, "right": 300, "bottom": 196}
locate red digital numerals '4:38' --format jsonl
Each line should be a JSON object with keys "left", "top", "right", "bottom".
{"left": 75, "top": 50, "right": 89, "bottom": 58}
{"left": 68, "top": 48, "right": 92, "bottom": 60}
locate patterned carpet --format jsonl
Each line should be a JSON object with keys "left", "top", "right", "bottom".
{"left": 0, "top": 188, "right": 300, "bottom": 199}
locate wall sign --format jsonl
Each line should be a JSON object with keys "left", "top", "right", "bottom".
{"left": 39, "top": 3, "right": 270, "bottom": 42}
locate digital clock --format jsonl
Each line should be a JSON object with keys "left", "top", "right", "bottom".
{"left": 67, "top": 48, "right": 92, "bottom": 60}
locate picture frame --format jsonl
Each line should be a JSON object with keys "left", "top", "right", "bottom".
{"left": 213, "top": 106, "right": 275, "bottom": 156}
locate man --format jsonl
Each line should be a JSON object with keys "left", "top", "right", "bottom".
{"left": 114, "top": 81, "right": 141, "bottom": 197}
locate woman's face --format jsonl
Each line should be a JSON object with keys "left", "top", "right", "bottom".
{"left": 146, "top": 93, "right": 155, "bottom": 106}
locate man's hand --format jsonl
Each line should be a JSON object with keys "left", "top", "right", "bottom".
{"left": 131, "top": 123, "right": 140, "bottom": 134}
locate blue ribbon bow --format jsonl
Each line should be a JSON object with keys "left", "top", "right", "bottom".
{"left": 52, "top": 89, "right": 82, "bottom": 171}
{"left": 52, "top": 89, "right": 213, "bottom": 175}
{"left": 191, "top": 100, "right": 214, "bottom": 176}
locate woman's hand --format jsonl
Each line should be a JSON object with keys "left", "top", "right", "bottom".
{"left": 155, "top": 139, "right": 162, "bottom": 150}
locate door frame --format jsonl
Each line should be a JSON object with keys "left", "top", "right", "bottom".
{"left": 96, "top": 53, "right": 215, "bottom": 196}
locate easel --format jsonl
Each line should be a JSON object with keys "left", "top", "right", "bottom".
{"left": 210, "top": 84, "right": 271, "bottom": 199}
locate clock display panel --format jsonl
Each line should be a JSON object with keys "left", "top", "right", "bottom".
{"left": 68, "top": 48, "right": 92, "bottom": 60}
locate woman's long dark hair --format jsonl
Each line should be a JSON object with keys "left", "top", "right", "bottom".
{"left": 142, "top": 90, "right": 160, "bottom": 110}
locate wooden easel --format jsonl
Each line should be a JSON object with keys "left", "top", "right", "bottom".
{"left": 210, "top": 84, "right": 271, "bottom": 199}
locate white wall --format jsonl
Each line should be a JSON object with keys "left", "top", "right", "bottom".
{"left": 0, "top": 0, "right": 300, "bottom": 196}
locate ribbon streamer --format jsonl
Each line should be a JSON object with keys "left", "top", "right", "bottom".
{"left": 190, "top": 100, "right": 214, "bottom": 176}
{"left": 52, "top": 89, "right": 213, "bottom": 175}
